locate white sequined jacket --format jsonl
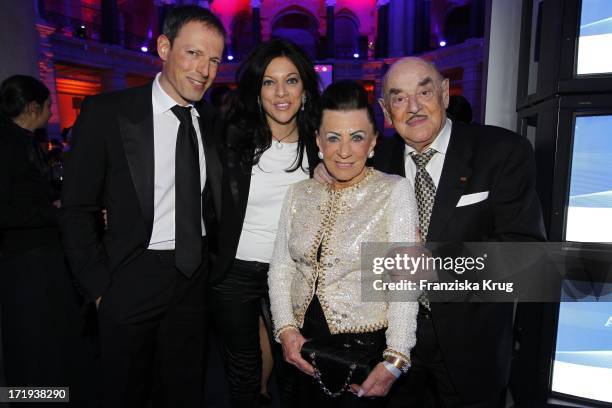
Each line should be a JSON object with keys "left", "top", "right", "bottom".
{"left": 268, "top": 169, "right": 420, "bottom": 357}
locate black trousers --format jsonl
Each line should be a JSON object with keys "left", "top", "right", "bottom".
{"left": 292, "top": 296, "right": 386, "bottom": 408}
{"left": 210, "top": 259, "right": 279, "bottom": 408}
{"left": 0, "top": 242, "right": 96, "bottom": 408}
{"left": 97, "top": 242, "right": 208, "bottom": 408}
{"left": 386, "top": 306, "right": 505, "bottom": 408}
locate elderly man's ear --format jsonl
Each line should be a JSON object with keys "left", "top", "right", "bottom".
{"left": 378, "top": 98, "right": 392, "bottom": 126}
{"left": 441, "top": 78, "right": 450, "bottom": 109}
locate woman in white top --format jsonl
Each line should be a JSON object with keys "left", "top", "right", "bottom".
{"left": 209, "top": 39, "right": 321, "bottom": 408}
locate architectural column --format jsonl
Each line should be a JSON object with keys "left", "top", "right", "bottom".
{"left": 251, "top": 0, "right": 262, "bottom": 46}
{"left": 388, "top": 0, "right": 416, "bottom": 57}
{"left": 326, "top": 0, "right": 336, "bottom": 59}
{"left": 155, "top": 0, "right": 174, "bottom": 36}
{"left": 413, "top": 0, "right": 431, "bottom": 53}
{"left": 101, "top": 0, "right": 120, "bottom": 45}
{"left": 35, "top": 0, "right": 46, "bottom": 20}
{"left": 423, "top": 0, "right": 431, "bottom": 51}
{"left": 375, "top": 0, "right": 390, "bottom": 58}
{"left": 469, "top": 0, "right": 484, "bottom": 38}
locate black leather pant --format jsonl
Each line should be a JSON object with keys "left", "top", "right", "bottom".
{"left": 210, "top": 259, "right": 272, "bottom": 408}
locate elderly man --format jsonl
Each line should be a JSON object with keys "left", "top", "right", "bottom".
{"left": 375, "top": 58, "right": 546, "bottom": 407}
{"left": 61, "top": 6, "right": 225, "bottom": 407}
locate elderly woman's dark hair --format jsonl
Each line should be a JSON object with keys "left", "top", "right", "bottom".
{"left": 227, "top": 39, "right": 320, "bottom": 172}
{"left": 0, "top": 75, "right": 50, "bottom": 119}
{"left": 320, "top": 80, "right": 377, "bottom": 134}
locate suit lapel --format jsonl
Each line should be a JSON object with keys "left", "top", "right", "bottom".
{"left": 195, "top": 102, "right": 222, "bottom": 217}
{"left": 427, "top": 124, "right": 473, "bottom": 241}
{"left": 375, "top": 134, "right": 406, "bottom": 177}
{"left": 118, "top": 85, "right": 155, "bottom": 238}
{"left": 223, "top": 125, "right": 254, "bottom": 241}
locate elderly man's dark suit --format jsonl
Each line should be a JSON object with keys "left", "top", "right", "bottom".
{"left": 60, "top": 83, "right": 222, "bottom": 407}
{"left": 377, "top": 122, "right": 546, "bottom": 406}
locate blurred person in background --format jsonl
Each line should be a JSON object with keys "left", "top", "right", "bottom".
{"left": 0, "top": 74, "right": 94, "bottom": 407}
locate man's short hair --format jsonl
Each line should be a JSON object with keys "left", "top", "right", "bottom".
{"left": 162, "top": 5, "right": 226, "bottom": 46}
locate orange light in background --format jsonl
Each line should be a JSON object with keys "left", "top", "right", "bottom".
{"left": 449, "top": 87, "right": 463, "bottom": 96}
{"left": 55, "top": 78, "right": 101, "bottom": 132}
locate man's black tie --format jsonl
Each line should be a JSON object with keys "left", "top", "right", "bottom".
{"left": 171, "top": 105, "right": 202, "bottom": 276}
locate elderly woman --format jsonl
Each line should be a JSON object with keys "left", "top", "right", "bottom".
{"left": 268, "top": 80, "right": 419, "bottom": 407}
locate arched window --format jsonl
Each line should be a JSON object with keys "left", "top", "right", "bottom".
{"left": 271, "top": 7, "right": 319, "bottom": 59}
{"left": 335, "top": 10, "right": 360, "bottom": 59}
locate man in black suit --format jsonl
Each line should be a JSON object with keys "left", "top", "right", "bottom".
{"left": 60, "top": 6, "right": 225, "bottom": 407}
{"left": 376, "top": 58, "right": 546, "bottom": 407}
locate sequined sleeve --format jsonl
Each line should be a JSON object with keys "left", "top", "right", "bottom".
{"left": 384, "top": 178, "right": 420, "bottom": 357}
{"left": 268, "top": 184, "right": 298, "bottom": 341}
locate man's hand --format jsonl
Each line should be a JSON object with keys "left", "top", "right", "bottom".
{"left": 350, "top": 362, "right": 397, "bottom": 397}
{"left": 279, "top": 328, "right": 314, "bottom": 376}
{"left": 52, "top": 200, "right": 61, "bottom": 208}
{"left": 313, "top": 163, "right": 334, "bottom": 185}
{"left": 95, "top": 297, "right": 102, "bottom": 309}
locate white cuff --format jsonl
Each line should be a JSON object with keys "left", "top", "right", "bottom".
{"left": 383, "top": 361, "right": 402, "bottom": 378}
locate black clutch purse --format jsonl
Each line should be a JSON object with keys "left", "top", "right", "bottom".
{"left": 300, "top": 331, "right": 385, "bottom": 397}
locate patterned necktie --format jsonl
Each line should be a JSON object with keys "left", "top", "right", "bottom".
{"left": 411, "top": 148, "right": 437, "bottom": 241}
{"left": 171, "top": 105, "right": 202, "bottom": 276}
{"left": 411, "top": 148, "right": 436, "bottom": 311}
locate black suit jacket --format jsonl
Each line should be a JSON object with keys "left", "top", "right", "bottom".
{"left": 61, "top": 83, "right": 223, "bottom": 302}
{"left": 375, "top": 121, "right": 546, "bottom": 401}
{"left": 209, "top": 123, "right": 319, "bottom": 285}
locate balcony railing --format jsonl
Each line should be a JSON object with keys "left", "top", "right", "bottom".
{"left": 41, "top": 10, "right": 156, "bottom": 55}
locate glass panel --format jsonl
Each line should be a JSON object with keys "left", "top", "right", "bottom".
{"left": 576, "top": 0, "right": 612, "bottom": 75}
{"left": 565, "top": 115, "right": 612, "bottom": 242}
{"left": 551, "top": 288, "right": 612, "bottom": 403}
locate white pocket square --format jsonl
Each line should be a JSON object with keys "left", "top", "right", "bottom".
{"left": 456, "top": 191, "right": 489, "bottom": 207}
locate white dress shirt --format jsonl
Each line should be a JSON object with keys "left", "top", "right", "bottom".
{"left": 148, "top": 73, "right": 206, "bottom": 250}
{"left": 403, "top": 118, "right": 452, "bottom": 188}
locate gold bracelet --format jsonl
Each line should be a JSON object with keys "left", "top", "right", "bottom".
{"left": 383, "top": 348, "right": 411, "bottom": 363}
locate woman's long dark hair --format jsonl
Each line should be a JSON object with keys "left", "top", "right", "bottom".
{"left": 226, "top": 39, "right": 320, "bottom": 172}
{"left": 0, "top": 75, "right": 50, "bottom": 120}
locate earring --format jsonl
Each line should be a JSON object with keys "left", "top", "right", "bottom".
{"left": 317, "top": 151, "right": 323, "bottom": 160}
{"left": 301, "top": 95, "right": 307, "bottom": 112}
{"left": 257, "top": 96, "right": 263, "bottom": 114}
{"left": 368, "top": 150, "right": 375, "bottom": 159}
